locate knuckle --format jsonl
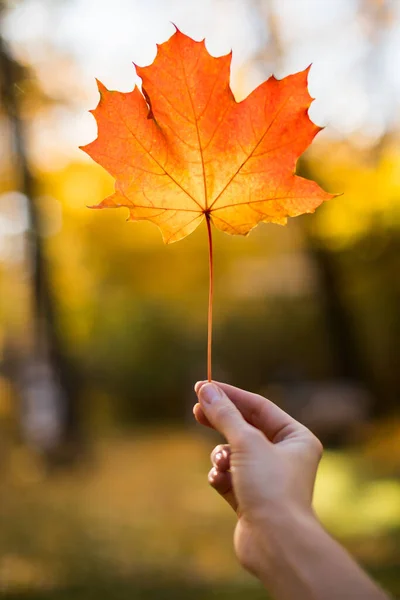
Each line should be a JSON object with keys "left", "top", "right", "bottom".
{"left": 215, "top": 403, "right": 238, "bottom": 422}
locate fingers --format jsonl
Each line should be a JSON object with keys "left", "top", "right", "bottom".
{"left": 193, "top": 402, "right": 213, "bottom": 429}
{"left": 211, "top": 444, "right": 231, "bottom": 472}
{"left": 209, "top": 444, "right": 238, "bottom": 512}
{"left": 196, "top": 382, "right": 258, "bottom": 448}
{"left": 195, "top": 380, "right": 310, "bottom": 444}
{"left": 208, "top": 467, "right": 238, "bottom": 512}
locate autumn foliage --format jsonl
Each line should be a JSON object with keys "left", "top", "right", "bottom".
{"left": 81, "top": 29, "right": 333, "bottom": 244}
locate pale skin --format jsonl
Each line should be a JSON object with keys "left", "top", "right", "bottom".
{"left": 193, "top": 381, "right": 391, "bottom": 600}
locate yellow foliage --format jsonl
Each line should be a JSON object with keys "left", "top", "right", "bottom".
{"left": 310, "top": 143, "right": 400, "bottom": 247}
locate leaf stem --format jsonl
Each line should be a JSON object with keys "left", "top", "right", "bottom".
{"left": 206, "top": 213, "right": 213, "bottom": 382}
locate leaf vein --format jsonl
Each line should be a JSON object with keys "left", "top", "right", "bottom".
{"left": 115, "top": 107, "right": 203, "bottom": 210}
{"left": 208, "top": 94, "right": 292, "bottom": 209}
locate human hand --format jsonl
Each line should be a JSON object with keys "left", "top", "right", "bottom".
{"left": 193, "top": 381, "right": 323, "bottom": 580}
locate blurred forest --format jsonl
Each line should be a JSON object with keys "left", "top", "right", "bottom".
{"left": 0, "top": 0, "right": 399, "bottom": 598}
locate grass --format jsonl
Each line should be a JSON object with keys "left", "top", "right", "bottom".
{"left": 0, "top": 427, "right": 399, "bottom": 598}
{"left": 1, "top": 581, "right": 270, "bottom": 600}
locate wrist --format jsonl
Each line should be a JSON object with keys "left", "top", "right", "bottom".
{"left": 250, "top": 507, "right": 389, "bottom": 600}
{"left": 251, "top": 501, "right": 319, "bottom": 538}
{"left": 250, "top": 505, "right": 323, "bottom": 585}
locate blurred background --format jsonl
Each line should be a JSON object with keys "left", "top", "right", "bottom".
{"left": 0, "top": 0, "right": 399, "bottom": 598}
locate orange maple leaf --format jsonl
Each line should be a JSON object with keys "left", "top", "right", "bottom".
{"left": 81, "top": 29, "right": 334, "bottom": 380}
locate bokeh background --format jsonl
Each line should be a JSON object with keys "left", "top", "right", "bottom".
{"left": 0, "top": 0, "right": 400, "bottom": 598}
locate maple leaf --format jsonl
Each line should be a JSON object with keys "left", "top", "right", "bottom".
{"left": 81, "top": 28, "right": 334, "bottom": 380}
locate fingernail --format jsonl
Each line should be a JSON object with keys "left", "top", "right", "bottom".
{"left": 194, "top": 380, "right": 205, "bottom": 394}
{"left": 199, "top": 383, "right": 221, "bottom": 405}
{"left": 209, "top": 467, "right": 218, "bottom": 482}
{"left": 214, "top": 452, "right": 223, "bottom": 464}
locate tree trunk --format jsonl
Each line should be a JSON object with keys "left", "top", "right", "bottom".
{"left": 0, "top": 20, "right": 82, "bottom": 466}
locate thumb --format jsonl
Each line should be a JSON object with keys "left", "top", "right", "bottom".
{"left": 197, "top": 383, "right": 257, "bottom": 448}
